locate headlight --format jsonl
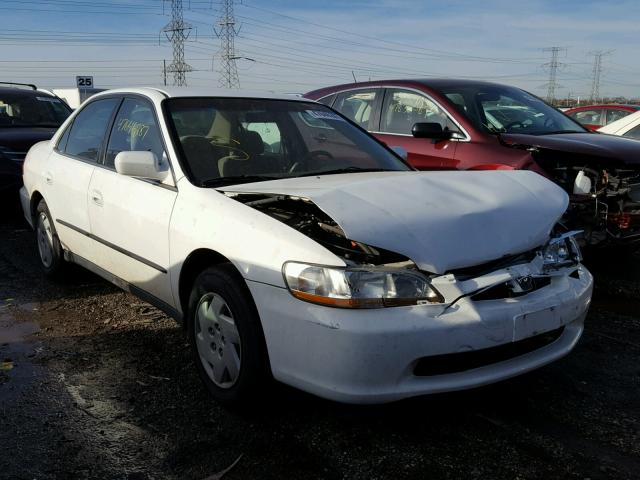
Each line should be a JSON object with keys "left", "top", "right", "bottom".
{"left": 283, "top": 262, "right": 444, "bottom": 308}
{"left": 541, "top": 230, "right": 582, "bottom": 270}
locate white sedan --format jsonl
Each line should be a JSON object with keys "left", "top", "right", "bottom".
{"left": 598, "top": 110, "right": 640, "bottom": 140}
{"left": 20, "top": 88, "right": 593, "bottom": 404}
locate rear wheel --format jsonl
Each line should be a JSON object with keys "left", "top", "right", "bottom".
{"left": 187, "top": 264, "right": 270, "bottom": 405}
{"left": 35, "top": 200, "right": 66, "bottom": 277}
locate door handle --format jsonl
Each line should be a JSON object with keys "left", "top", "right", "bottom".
{"left": 44, "top": 171, "right": 53, "bottom": 185}
{"left": 91, "top": 189, "right": 103, "bottom": 206}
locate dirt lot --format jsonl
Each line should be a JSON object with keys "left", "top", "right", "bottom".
{"left": 1, "top": 200, "right": 639, "bottom": 480}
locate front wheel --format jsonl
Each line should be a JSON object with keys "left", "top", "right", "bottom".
{"left": 35, "top": 199, "right": 66, "bottom": 277}
{"left": 187, "top": 264, "right": 270, "bottom": 405}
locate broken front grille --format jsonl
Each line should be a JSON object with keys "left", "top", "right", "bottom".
{"left": 447, "top": 248, "right": 538, "bottom": 281}
{"left": 470, "top": 277, "right": 551, "bottom": 301}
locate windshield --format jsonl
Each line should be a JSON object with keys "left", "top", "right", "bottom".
{"left": 0, "top": 92, "right": 71, "bottom": 127}
{"left": 434, "top": 84, "right": 588, "bottom": 135}
{"left": 164, "top": 97, "right": 410, "bottom": 186}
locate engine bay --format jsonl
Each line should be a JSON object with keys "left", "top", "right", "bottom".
{"left": 225, "top": 192, "right": 412, "bottom": 266}
{"left": 533, "top": 150, "right": 640, "bottom": 245}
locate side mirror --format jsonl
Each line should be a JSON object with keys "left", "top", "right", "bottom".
{"left": 412, "top": 122, "right": 452, "bottom": 140}
{"left": 390, "top": 146, "right": 408, "bottom": 160}
{"left": 114, "top": 151, "right": 168, "bottom": 182}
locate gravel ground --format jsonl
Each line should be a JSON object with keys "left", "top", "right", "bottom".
{"left": 1, "top": 199, "right": 639, "bottom": 480}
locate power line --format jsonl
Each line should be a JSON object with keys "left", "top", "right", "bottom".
{"left": 238, "top": 3, "right": 546, "bottom": 65}
{"left": 214, "top": 0, "right": 240, "bottom": 88}
{"left": 589, "top": 50, "right": 613, "bottom": 102}
{"left": 542, "top": 47, "right": 566, "bottom": 103}
{"left": 162, "top": 0, "right": 192, "bottom": 86}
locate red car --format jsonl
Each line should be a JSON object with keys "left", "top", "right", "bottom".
{"left": 305, "top": 79, "right": 640, "bottom": 246}
{"left": 564, "top": 104, "right": 640, "bottom": 131}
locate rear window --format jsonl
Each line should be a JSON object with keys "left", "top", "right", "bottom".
{"left": 0, "top": 92, "right": 71, "bottom": 127}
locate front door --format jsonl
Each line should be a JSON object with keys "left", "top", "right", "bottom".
{"left": 373, "top": 88, "right": 459, "bottom": 170}
{"left": 87, "top": 97, "right": 177, "bottom": 304}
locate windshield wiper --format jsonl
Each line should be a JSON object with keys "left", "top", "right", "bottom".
{"left": 201, "top": 175, "right": 280, "bottom": 187}
{"left": 299, "top": 167, "right": 396, "bottom": 177}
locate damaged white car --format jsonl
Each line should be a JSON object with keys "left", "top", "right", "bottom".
{"left": 20, "top": 88, "right": 593, "bottom": 404}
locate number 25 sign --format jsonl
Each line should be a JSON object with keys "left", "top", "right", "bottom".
{"left": 76, "top": 76, "right": 94, "bottom": 88}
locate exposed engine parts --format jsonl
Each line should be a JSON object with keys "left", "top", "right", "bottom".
{"left": 226, "top": 192, "right": 411, "bottom": 266}
{"left": 533, "top": 152, "right": 640, "bottom": 245}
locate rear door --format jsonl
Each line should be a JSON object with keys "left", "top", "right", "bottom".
{"left": 373, "top": 88, "right": 459, "bottom": 169}
{"left": 45, "top": 97, "right": 120, "bottom": 260}
{"left": 87, "top": 96, "right": 177, "bottom": 304}
{"left": 332, "top": 88, "right": 381, "bottom": 131}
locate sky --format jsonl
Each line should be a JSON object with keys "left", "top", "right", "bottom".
{"left": 1, "top": 0, "right": 638, "bottom": 99}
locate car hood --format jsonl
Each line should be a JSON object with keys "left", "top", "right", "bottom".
{"left": 0, "top": 127, "right": 57, "bottom": 161}
{"left": 500, "top": 132, "right": 640, "bottom": 167}
{"left": 220, "top": 171, "right": 568, "bottom": 273}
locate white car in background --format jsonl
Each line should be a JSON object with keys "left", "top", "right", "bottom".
{"left": 20, "top": 87, "right": 593, "bottom": 404}
{"left": 598, "top": 110, "right": 640, "bottom": 140}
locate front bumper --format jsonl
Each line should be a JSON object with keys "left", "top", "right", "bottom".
{"left": 247, "top": 266, "right": 593, "bottom": 404}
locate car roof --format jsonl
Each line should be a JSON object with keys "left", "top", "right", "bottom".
{"left": 304, "top": 78, "right": 531, "bottom": 99}
{"left": 566, "top": 104, "right": 640, "bottom": 111}
{"left": 91, "top": 86, "right": 313, "bottom": 103}
{"left": 0, "top": 86, "right": 56, "bottom": 96}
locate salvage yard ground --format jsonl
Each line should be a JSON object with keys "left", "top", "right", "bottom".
{"left": 1, "top": 201, "right": 639, "bottom": 480}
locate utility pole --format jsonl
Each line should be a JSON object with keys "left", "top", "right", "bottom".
{"left": 162, "top": 0, "right": 192, "bottom": 86}
{"left": 214, "top": 0, "right": 241, "bottom": 88}
{"left": 589, "top": 50, "right": 613, "bottom": 103}
{"left": 542, "top": 47, "right": 566, "bottom": 104}
{"left": 163, "top": 59, "right": 167, "bottom": 86}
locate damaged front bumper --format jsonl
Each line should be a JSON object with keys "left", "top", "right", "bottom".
{"left": 247, "top": 260, "right": 593, "bottom": 404}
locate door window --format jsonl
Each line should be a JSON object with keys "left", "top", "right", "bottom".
{"left": 606, "top": 109, "right": 631, "bottom": 124}
{"left": 316, "top": 94, "right": 336, "bottom": 107}
{"left": 333, "top": 89, "right": 378, "bottom": 129}
{"left": 105, "top": 98, "right": 165, "bottom": 168}
{"left": 381, "top": 89, "right": 458, "bottom": 135}
{"left": 623, "top": 124, "right": 640, "bottom": 140}
{"left": 569, "top": 109, "right": 604, "bottom": 126}
{"left": 64, "top": 98, "right": 120, "bottom": 162}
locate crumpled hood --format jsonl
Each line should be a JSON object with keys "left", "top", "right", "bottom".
{"left": 500, "top": 132, "right": 640, "bottom": 167}
{"left": 221, "top": 171, "right": 568, "bottom": 273}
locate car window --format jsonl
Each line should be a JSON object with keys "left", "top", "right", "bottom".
{"left": 381, "top": 89, "right": 459, "bottom": 135}
{"left": 244, "top": 121, "right": 281, "bottom": 153}
{"left": 64, "top": 98, "right": 120, "bottom": 162}
{"left": 165, "top": 98, "right": 409, "bottom": 186}
{"left": 569, "top": 109, "right": 604, "bottom": 126}
{"left": 623, "top": 124, "right": 640, "bottom": 140}
{"left": 333, "top": 89, "right": 377, "bottom": 129}
{"left": 606, "top": 109, "right": 631, "bottom": 124}
{"left": 434, "top": 84, "right": 586, "bottom": 136}
{"left": 316, "top": 94, "right": 335, "bottom": 107}
{"left": 0, "top": 92, "right": 71, "bottom": 128}
{"left": 57, "top": 124, "right": 71, "bottom": 151}
{"left": 105, "top": 98, "right": 164, "bottom": 168}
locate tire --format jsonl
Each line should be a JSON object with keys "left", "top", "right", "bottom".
{"left": 35, "top": 199, "right": 66, "bottom": 277}
{"left": 187, "top": 263, "right": 270, "bottom": 405}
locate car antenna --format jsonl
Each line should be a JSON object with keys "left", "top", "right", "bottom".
{"left": 351, "top": 71, "right": 358, "bottom": 84}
